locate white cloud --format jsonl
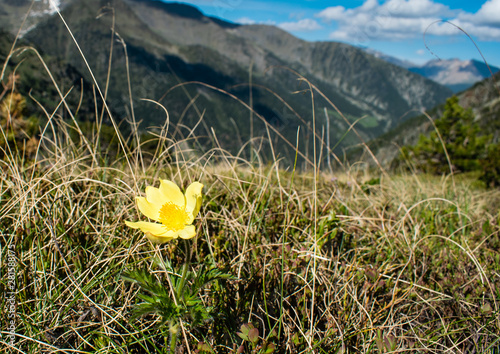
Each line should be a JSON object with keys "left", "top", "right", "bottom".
{"left": 452, "top": 20, "right": 500, "bottom": 41}
{"left": 360, "top": 0, "right": 380, "bottom": 12}
{"left": 382, "top": 0, "right": 451, "bottom": 18}
{"left": 317, "top": 6, "right": 346, "bottom": 22}
{"left": 317, "top": 0, "right": 451, "bottom": 23}
{"left": 278, "top": 19, "right": 322, "bottom": 32}
{"left": 317, "top": 0, "right": 448, "bottom": 42}
{"left": 458, "top": 0, "right": 500, "bottom": 27}
{"left": 316, "top": 0, "right": 500, "bottom": 43}
{"left": 318, "top": 1, "right": 449, "bottom": 42}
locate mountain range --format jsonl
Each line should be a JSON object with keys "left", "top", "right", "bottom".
{"left": 408, "top": 59, "right": 500, "bottom": 93}
{"left": 366, "top": 49, "right": 499, "bottom": 93}
{"left": 1, "top": 0, "right": 454, "bottom": 166}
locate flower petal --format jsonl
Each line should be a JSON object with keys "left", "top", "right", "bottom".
{"left": 158, "top": 180, "right": 185, "bottom": 207}
{"left": 185, "top": 182, "right": 203, "bottom": 221}
{"left": 124, "top": 220, "right": 170, "bottom": 236}
{"left": 136, "top": 197, "right": 161, "bottom": 221}
{"left": 145, "top": 186, "right": 167, "bottom": 211}
{"left": 144, "top": 232, "right": 175, "bottom": 244}
{"left": 174, "top": 225, "right": 197, "bottom": 239}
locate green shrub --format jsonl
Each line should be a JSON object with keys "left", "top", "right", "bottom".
{"left": 400, "top": 96, "right": 492, "bottom": 176}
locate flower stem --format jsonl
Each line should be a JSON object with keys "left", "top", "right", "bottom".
{"left": 177, "top": 239, "right": 191, "bottom": 298}
{"left": 169, "top": 241, "right": 191, "bottom": 353}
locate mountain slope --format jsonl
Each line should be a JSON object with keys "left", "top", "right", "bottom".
{"left": 236, "top": 26, "right": 448, "bottom": 121}
{"left": 128, "top": 5, "right": 450, "bottom": 129}
{"left": 369, "top": 72, "right": 500, "bottom": 166}
{"left": 124, "top": 0, "right": 452, "bottom": 131}
{"left": 7, "top": 0, "right": 452, "bottom": 165}
{"left": 0, "top": 29, "right": 98, "bottom": 121}
{"left": 0, "top": 0, "right": 73, "bottom": 35}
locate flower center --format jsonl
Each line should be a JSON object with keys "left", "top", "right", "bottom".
{"left": 158, "top": 202, "right": 189, "bottom": 231}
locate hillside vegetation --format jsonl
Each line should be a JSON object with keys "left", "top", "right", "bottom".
{"left": 394, "top": 95, "right": 499, "bottom": 187}
{"left": 1, "top": 7, "right": 500, "bottom": 354}
{"left": 370, "top": 69, "right": 500, "bottom": 168}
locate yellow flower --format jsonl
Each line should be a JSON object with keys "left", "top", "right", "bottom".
{"left": 125, "top": 180, "right": 203, "bottom": 243}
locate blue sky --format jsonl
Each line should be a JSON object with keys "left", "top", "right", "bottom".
{"left": 165, "top": 0, "right": 500, "bottom": 67}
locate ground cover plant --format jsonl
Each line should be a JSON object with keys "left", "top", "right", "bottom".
{"left": 1, "top": 14, "right": 500, "bottom": 353}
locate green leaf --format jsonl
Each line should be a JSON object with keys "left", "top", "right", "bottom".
{"left": 264, "top": 343, "right": 276, "bottom": 353}
{"left": 248, "top": 327, "right": 259, "bottom": 345}
{"left": 237, "top": 323, "right": 254, "bottom": 341}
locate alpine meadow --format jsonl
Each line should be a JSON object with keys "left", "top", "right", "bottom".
{"left": 0, "top": 0, "right": 499, "bottom": 353}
